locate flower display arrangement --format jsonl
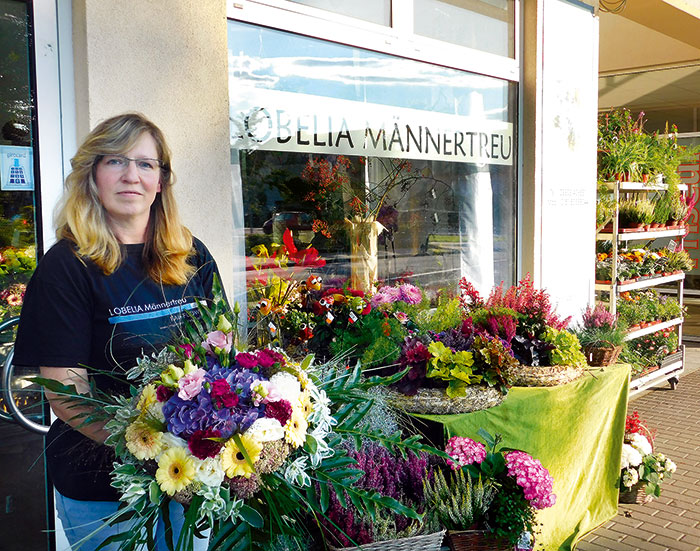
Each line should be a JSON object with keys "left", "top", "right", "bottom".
{"left": 620, "top": 411, "right": 676, "bottom": 503}
{"left": 617, "top": 289, "right": 685, "bottom": 331}
{"left": 597, "top": 108, "right": 697, "bottom": 184}
{"left": 36, "top": 279, "right": 443, "bottom": 551}
{"left": 574, "top": 304, "right": 626, "bottom": 367}
{"left": 620, "top": 328, "right": 679, "bottom": 376}
{"left": 423, "top": 430, "right": 556, "bottom": 548}
{"left": 370, "top": 275, "right": 588, "bottom": 412}
{"left": 595, "top": 244, "right": 692, "bottom": 284}
{"left": 247, "top": 227, "right": 326, "bottom": 347}
{"left": 458, "top": 276, "right": 587, "bottom": 386}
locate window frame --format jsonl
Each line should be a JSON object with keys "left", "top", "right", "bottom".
{"left": 226, "top": 0, "right": 520, "bottom": 82}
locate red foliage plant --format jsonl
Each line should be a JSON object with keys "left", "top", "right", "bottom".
{"left": 459, "top": 274, "right": 571, "bottom": 338}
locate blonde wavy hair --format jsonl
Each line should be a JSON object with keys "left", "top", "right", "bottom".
{"left": 54, "top": 113, "right": 195, "bottom": 285}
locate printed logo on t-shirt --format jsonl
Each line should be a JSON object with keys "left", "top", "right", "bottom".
{"left": 108, "top": 297, "right": 197, "bottom": 324}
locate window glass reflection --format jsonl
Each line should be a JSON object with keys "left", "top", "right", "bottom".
{"left": 286, "top": 0, "right": 391, "bottom": 26}
{"left": 413, "top": 0, "right": 515, "bottom": 58}
{"left": 228, "top": 21, "right": 517, "bottom": 326}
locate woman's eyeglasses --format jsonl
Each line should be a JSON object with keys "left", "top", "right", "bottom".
{"left": 99, "top": 154, "right": 162, "bottom": 174}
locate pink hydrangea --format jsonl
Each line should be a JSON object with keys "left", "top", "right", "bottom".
{"left": 505, "top": 450, "right": 556, "bottom": 509}
{"left": 445, "top": 436, "right": 487, "bottom": 470}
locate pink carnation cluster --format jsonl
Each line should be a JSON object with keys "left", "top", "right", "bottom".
{"left": 445, "top": 436, "right": 487, "bottom": 470}
{"left": 505, "top": 450, "right": 556, "bottom": 509}
{"left": 371, "top": 283, "right": 423, "bottom": 307}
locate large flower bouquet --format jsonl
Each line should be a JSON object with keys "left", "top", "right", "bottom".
{"left": 423, "top": 430, "right": 556, "bottom": 546}
{"left": 37, "top": 280, "right": 441, "bottom": 551}
{"left": 620, "top": 411, "right": 676, "bottom": 500}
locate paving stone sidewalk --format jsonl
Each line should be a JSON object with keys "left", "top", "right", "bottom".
{"left": 577, "top": 357, "right": 700, "bottom": 551}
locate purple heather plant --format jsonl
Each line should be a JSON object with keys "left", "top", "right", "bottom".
{"left": 318, "top": 442, "right": 434, "bottom": 546}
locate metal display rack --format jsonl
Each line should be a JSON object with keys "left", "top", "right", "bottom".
{"left": 596, "top": 181, "right": 687, "bottom": 395}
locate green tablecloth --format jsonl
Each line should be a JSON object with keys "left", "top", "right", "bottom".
{"left": 416, "top": 364, "right": 630, "bottom": 551}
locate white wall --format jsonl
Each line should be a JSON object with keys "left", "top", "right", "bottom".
{"left": 71, "top": 0, "right": 234, "bottom": 294}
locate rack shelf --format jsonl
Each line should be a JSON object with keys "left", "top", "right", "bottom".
{"left": 594, "top": 272, "right": 685, "bottom": 293}
{"left": 595, "top": 179, "right": 686, "bottom": 391}
{"left": 597, "top": 228, "right": 687, "bottom": 241}
{"left": 629, "top": 346, "right": 684, "bottom": 396}
{"left": 623, "top": 318, "right": 683, "bottom": 341}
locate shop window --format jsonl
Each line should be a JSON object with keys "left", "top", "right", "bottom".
{"left": 228, "top": 20, "right": 516, "bottom": 313}
{"left": 0, "top": 1, "right": 37, "bottom": 327}
{"left": 413, "top": 0, "right": 515, "bottom": 58}
{"left": 286, "top": 0, "right": 391, "bottom": 26}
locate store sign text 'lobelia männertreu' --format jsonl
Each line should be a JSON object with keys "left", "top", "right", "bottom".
{"left": 230, "top": 89, "right": 513, "bottom": 165}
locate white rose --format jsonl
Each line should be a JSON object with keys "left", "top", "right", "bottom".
{"left": 194, "top": 456, "right": 225, "bottom": 487}
{"left": 270, "top": 372, "right": 301, "bottom": 403}
{"left": 665, "top": 459, "right": 677, "bottom": 474}
{"left": 159, "top": 433, "right": 188, "bottom": 454}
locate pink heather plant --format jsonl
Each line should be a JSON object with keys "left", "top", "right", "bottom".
{"left": 445, "top": 436, "right": 487, "bottom": 470}
{"left": 581, "top": 303, "right": 617, "bottom": 330}
{"left": 505, "top": 450, "right": 556, "bottom": 509}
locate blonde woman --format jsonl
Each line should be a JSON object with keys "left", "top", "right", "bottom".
{"left": 14, "top": 113, "right": 219, "bottom": 550}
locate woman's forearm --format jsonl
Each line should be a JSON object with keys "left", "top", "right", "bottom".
{"left": 40, "top": 366, "right": 110, "bottom": 444}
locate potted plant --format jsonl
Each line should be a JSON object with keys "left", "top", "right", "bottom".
{"left": 664, "top": 249, "right": 693, "bottom": 274}
{"left": 425, "top": 430, "right": 556, "bottom": 550}
{"left": 620, "top": 412, "right": 676, "bottom": 504}
{"left": 668, "top": 192, "right": 689, "bottom": 227}
{"left": 575, "top": 304, "right": 626, "bottom": 366}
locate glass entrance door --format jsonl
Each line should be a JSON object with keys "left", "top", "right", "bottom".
{"left": 0, "top": 2, "right": 51, "bottom": 549}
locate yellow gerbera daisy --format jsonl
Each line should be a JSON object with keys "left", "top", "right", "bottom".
{"left": 285, "top": 406, "right": 308, "bottom": 448}
{"left": 125, "top": 421, "right": 163, "bottom": 460}
{"left": 136, "top": 384, "right": 157, "bottom": 413}
{"left": 155, "top": 447, "right": 196, "bottom": 495}
{"left": 298, "top": 389, "right": 313, "bottom": 419}
{"left": 220, "top": 434, "right": 263, "bottom": 479}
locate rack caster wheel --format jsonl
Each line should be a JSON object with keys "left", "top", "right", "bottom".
{"left": 669, "top": 377, "right": 679, "bottom": 390}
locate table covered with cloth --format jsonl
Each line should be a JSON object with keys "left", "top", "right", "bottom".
{"left": 415, "top": 363, "right": 630, "bottom": 551}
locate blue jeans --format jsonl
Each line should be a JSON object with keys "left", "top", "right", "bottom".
{"left": 55, "top": 491, "right": 210, "bottom": 551}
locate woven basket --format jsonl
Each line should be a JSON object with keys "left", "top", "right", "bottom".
{"left": 506, "top": 364, "right": 584, "bottom": 387}
{"left": 331, "top": 530, "right": 445, "bottom": 551}
{"left": 583, "top": 345, "right": 622, "bottom": 367}
{"left": 384, "top": 386, "right": 504, "bottom": 415}
{"left": 619, "top": 481, "right": 653, "bottom": 504}
{"left": 446, "top": 530, "right": 511, "bottom": 551}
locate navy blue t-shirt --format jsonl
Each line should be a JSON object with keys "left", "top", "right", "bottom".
{"left": 14, "top": 237, "right": 221, "bottom": 501}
